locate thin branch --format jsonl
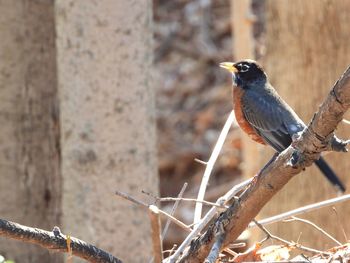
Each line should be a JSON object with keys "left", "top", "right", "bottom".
{"left": 342, "top": 119, "right": 350, "bottom": 125}
{"left": 159, "top": 197, "right": 227, "bottom": 208}
{"left": 283, "top": 216, "right": 342, "bottom": 246}
{"left": 176, "top": 65, "right": 350, "bottom": 263}
{"left": 162, "top": 183, "right": 188, "bottom": 240}
{"left": 0, "top": 219, "right": 122, "bottom": 263}
{"left": 253, "top": 219, "right": 330, "bottom": 256}
{"left": 115, "top": 190, "right": 148, "bottom": 207}
{"left": 226, "top": 242, "right": 246, "bottom": 249}
{"left": 223, "top": 248, "right": 236, "bottom": 257}
{"left": 194, "top": 110, "right": 236, "bottom": 224}
{"left": 158, "top": 210, "right": 191, "bottom": 232}
{"left": 163, "top": 244, "right": 177, "bottom": 258}
{"left": 248, "top": 194, "right": 350, "bottom": 228}
{"left": 149, "top": 205, "right": 163, "bottom": 263}
{"left": 332, "top": 207, "right": 348, "bottom": 241}
{"left": 194, "top": 158, "right": 207, "bottom": 165}
{"left": 115, "top": 190, "right": 191, "bottom": 232}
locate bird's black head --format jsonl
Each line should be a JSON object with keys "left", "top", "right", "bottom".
{"left": 220, "top": 59, "right": 267, "bottom": 88}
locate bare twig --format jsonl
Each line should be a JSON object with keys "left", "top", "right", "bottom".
{"left": 194, "top": 158, "right": 207, "bottom": 165}
{"left": 283, "top": 216, "right": 342, "bottom": 246}
{"left": 194, "top": 110, "right": 236, "bottom": 224}
{"left": 162, "top": 183, "right": 188, "bottom": 240}
{"left": 226, "top": 242, "right": 246, "bottom": 249}
{"left": 115, "top": 190, "right": 148, "bottom": 207}
{"left": 223, "top": 248, "right": 236, "bottom": 257}
{"left": 342, "top": 119, "right": 350, "bottom": 125}
{"left": 163, "top": 244, "right": 177, "bottom": 257}
{"left": 158, "top": 211, "right": 191, "bottom": 232}
{"left": 249, "top": 194, "right": 350, "bottom": 228}
{"left": 0, "top": 219, "right": 122, "bottom": 263}
{"left": 253, "top": 219, "right": 330, "bottom": 256}
{"left": 332, "top": 207, "right": 348, "bottom": 241}
{"left": 115, "top": 190, "right": 191, "bottom": 232}
{"left": 159, "top": 197, "right": 227, "bottom": 208}
{"left": 149, "top": 205, "right": 163, "bottom": 263}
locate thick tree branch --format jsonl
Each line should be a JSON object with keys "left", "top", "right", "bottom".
{"left": 0, "top": 218, "right": 122, "bottom": 263}
{"left": 177, "top": 66, "right": 350, "bottom": 263}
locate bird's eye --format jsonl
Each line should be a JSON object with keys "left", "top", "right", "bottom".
{"left": 240, "top": 64, "right": 250, "bottom": 72}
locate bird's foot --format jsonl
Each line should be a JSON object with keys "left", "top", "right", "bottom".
{"left": 329, "top": 136, "right": 349, "bottom": 152}
{"left": 287, "top": 150, "right": 304, "bottom": 168}
{"left": 291, "top": 131, "right": 303, "bottom": 142}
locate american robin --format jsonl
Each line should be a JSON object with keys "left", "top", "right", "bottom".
{"left": 220, "top": 59, "right": 346, "bottom": 192}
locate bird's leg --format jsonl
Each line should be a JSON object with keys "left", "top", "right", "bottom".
{"left": 258, "top": 152, "right": 279, "bottom": 176}
{"left": 288, "top": 150, "right": 302, "bottom": 167}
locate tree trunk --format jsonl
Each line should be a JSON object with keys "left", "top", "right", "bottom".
{"left": 254, "top": 0, "right": 350, "bottom": 250}
{"left": 55, "top": 1, "right": 158, "bottom": 262}
{"left": 0, "top": 1, "right": 61, "bottom": 262}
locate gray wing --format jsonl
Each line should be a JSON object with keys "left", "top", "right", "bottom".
{"left": 241, "top": 89, "right": 304, "bottom": 152}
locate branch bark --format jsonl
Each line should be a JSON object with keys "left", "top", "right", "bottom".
{"left": 0, "top": 218, "right": 122, "bottom": 263}
{"left": 177, "top": 66, "right": 350, "bottom": 263}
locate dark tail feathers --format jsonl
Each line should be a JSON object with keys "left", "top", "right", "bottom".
{"left": 314, "top": 157, "right": 346, "bottom": 193}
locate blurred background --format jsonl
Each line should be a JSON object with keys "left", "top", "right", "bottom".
{"left": 0, "top": 0, "right": 349, "bottom": 262}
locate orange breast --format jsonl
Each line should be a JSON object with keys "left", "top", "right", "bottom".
{"left": 233, "top": 87, "right": 266, "bottom": 145}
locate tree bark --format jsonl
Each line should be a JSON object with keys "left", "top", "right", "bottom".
{"left": 254, "top": 0, "right": 350, "bottom": 249}
{"left": 0, "top": 218, "right": 122, "bottom": 263}
{"left": 55, "top": 1, "right": 158, "bottom": 262}
{"left": 0, "top": 1, "right": 61, "bottom": 262}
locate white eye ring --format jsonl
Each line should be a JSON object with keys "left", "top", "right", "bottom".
{"left": 240, "top": 64, "right": 249, "bottom": 72}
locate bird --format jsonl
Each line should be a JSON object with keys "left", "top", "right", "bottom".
{"left": 220, "top": 59, "right": 346, "bottom": 192}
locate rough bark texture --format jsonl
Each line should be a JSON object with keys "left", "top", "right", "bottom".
{"left": 0, "top": 1, "right": 61, "bottom": 262}
{"left": 255, "top": 0, "right": 350, "bottom": 249}
{"left": 55, "top": 1, "right": 158, "bottom": 262}
{"left": 178, "top": 66, "right": 350, "bottom": 263}
{"left": 0, "top": 218, "right": 122, "bottom": 263}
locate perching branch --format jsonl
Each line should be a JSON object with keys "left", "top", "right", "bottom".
{"left": 175, "top": 65, "right": 350, "bottom": 263}
{"left": 0, "top": 218, "right": 122, "bottom": 263}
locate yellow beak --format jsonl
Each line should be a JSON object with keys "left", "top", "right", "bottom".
{"left": 219, "top": 62, "right": 238, "bottom": 73}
